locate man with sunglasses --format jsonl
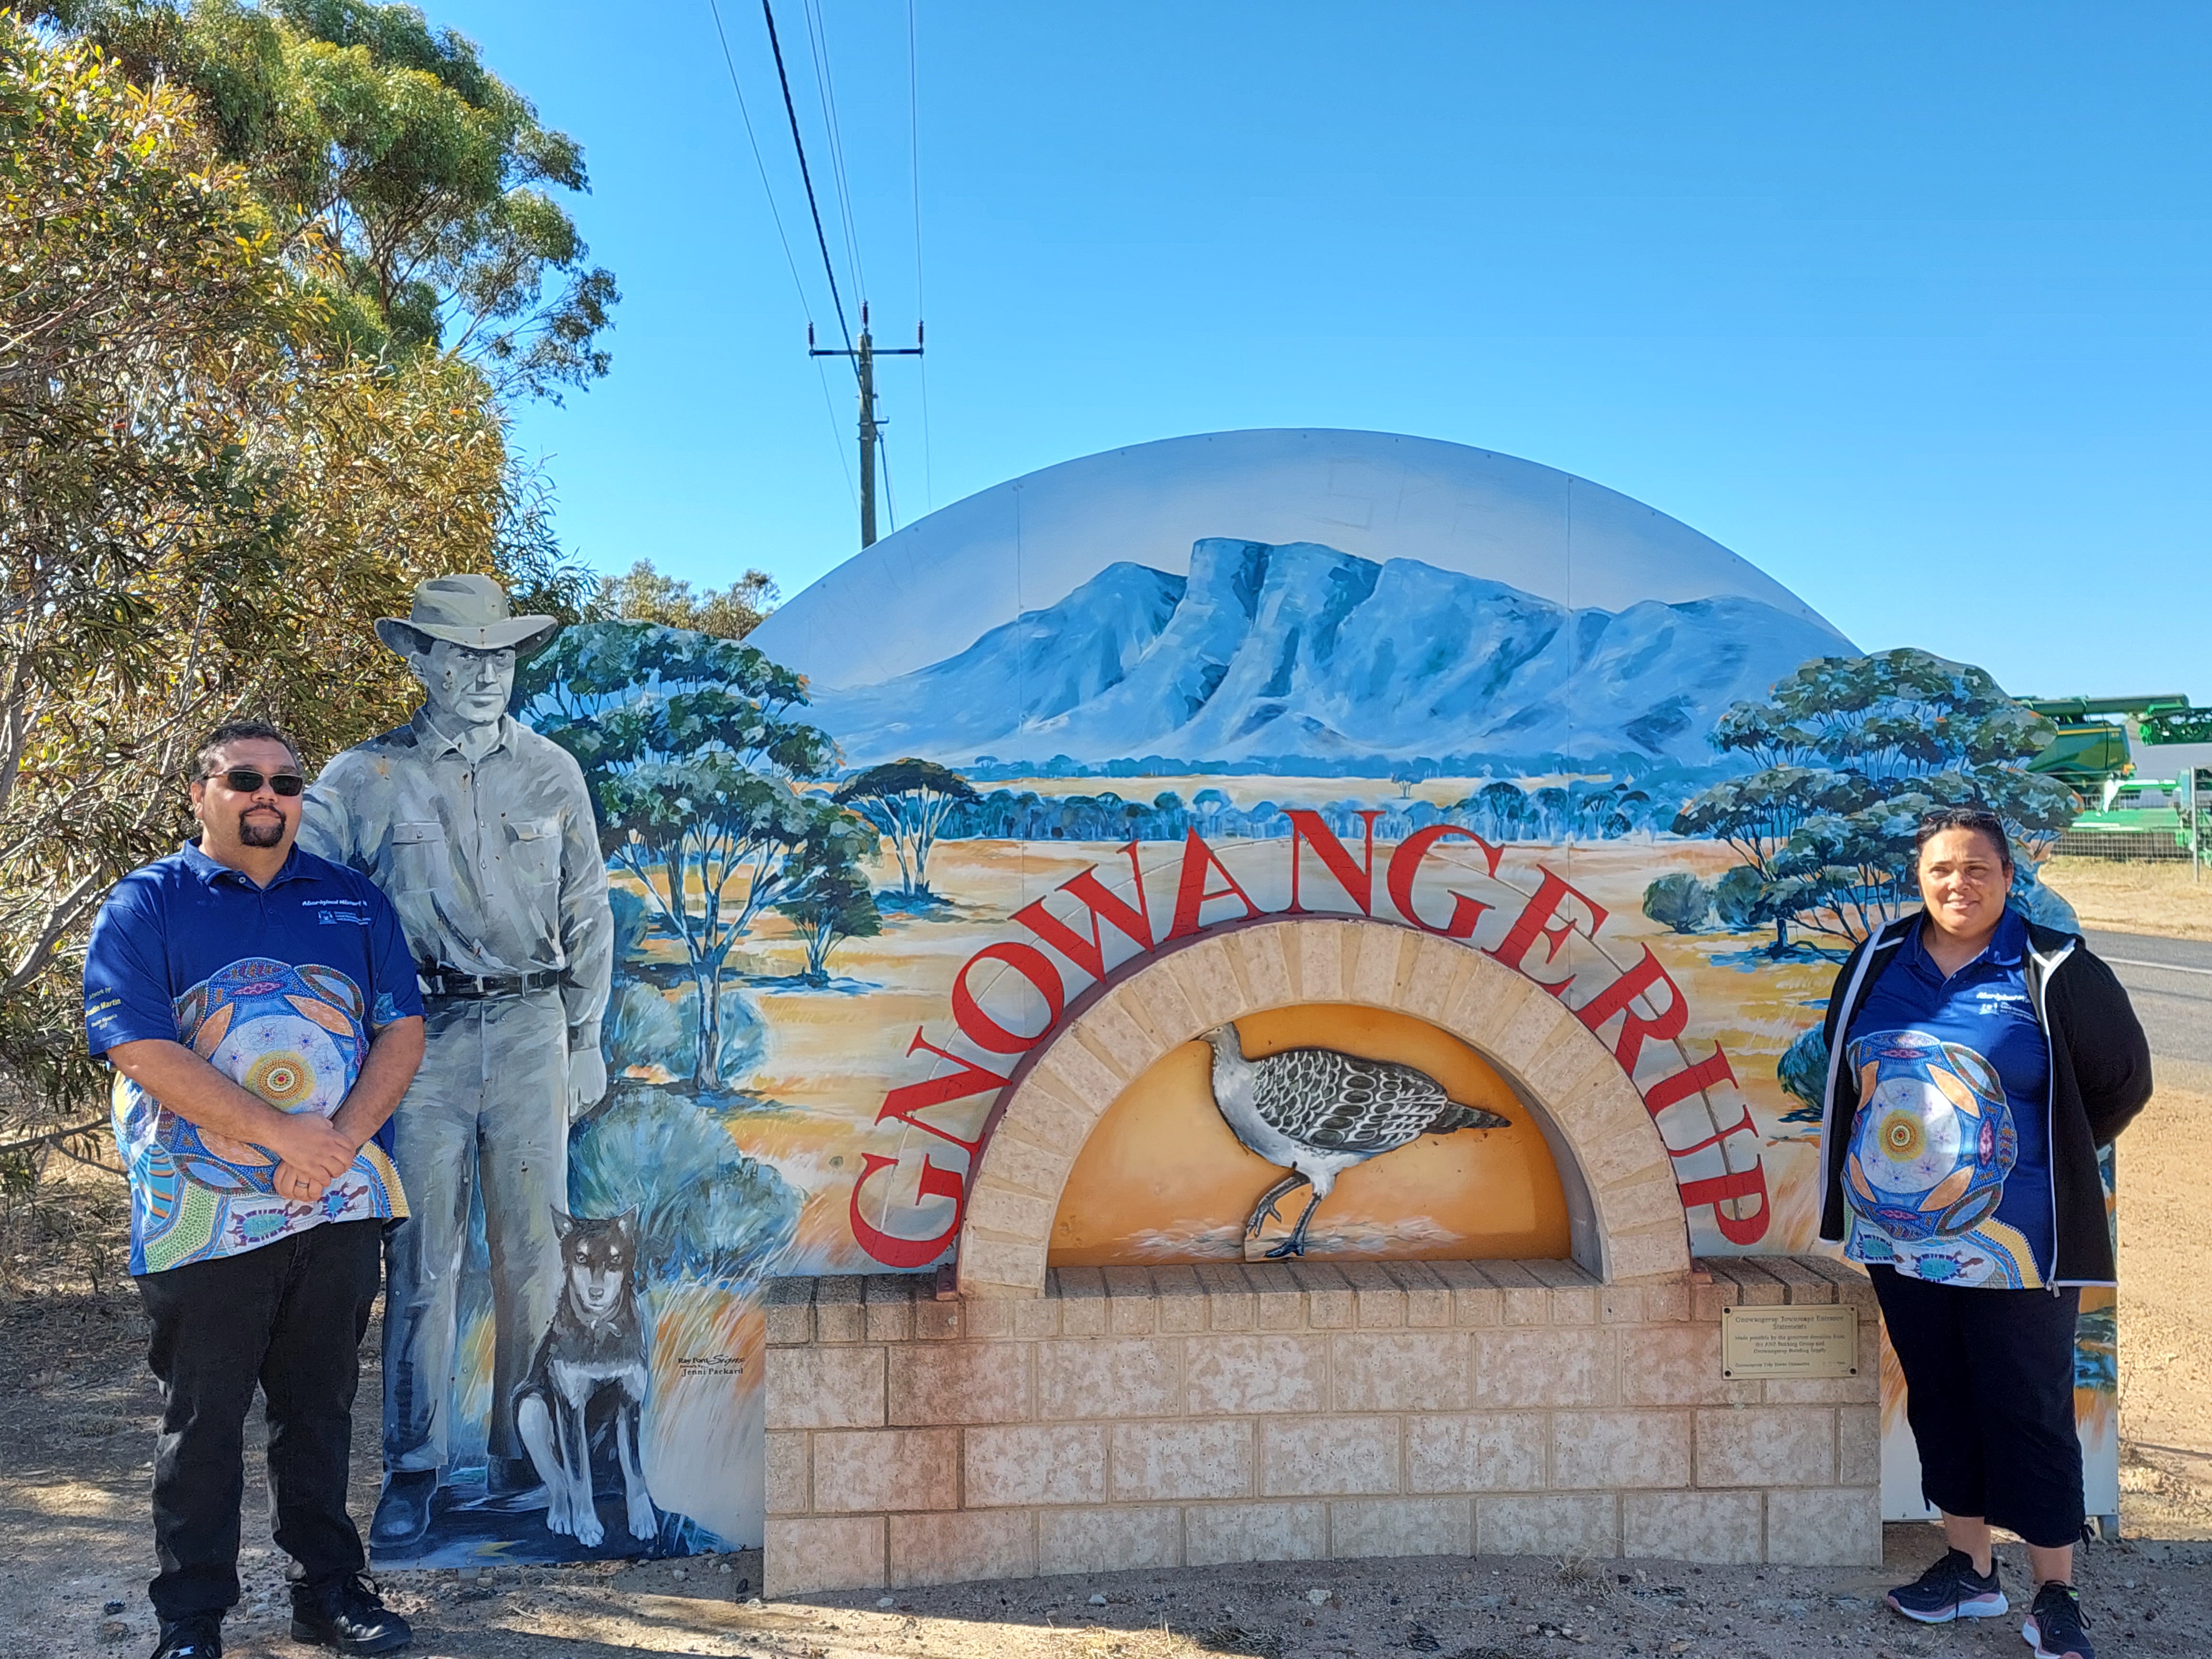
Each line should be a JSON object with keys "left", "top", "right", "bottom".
{"left": 83, "top": 721, "right": 425, "bottom": 1659}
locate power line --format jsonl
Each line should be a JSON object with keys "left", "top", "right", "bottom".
{"left": 704, "top": 0, "right": 810, "bottom": 325}
{"left": 703, "top": 0, "right": 855, "bottom": 509}
{"left": 761, "top": 0, "right": 853, "bottom": 354}
{"left": 757, "top": 0, "right": 926, "bottom": 550}
{"left": 878, "top": 428, "right": 897, "bottom": 533}
{"left": 813, "top": 303, "right": 920, "bottom": 548}
{"left": 907, "top": 0, "right": 932, "bottom": 512}
{"left": 801, "top": 0, "right": 867, "bottom": 309}
{"left": 811, "top": 357, "right": 858, "bottom": 504}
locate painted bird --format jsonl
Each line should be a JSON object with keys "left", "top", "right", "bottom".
{"left": 1200, "top": 1021, "right": 1513, "bottom": 1259}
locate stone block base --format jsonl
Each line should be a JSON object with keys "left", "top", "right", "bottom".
{"left": 763, "top": 1257, "right": 1879, "bottom": 1595}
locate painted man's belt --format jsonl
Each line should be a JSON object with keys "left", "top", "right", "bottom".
{"left": 419, "top": 968, "right": 564, "bottom": 999}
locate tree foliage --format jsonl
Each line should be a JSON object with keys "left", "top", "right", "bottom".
{"left": 569, "top": 1086, "right": 798, "bottom": 1285}
{"left": 832, "top": 758, "right": 978, "bottom": 897}
{"left": 592, "top": 559, "right": 776, "bottom": 641}
{"left": 0, "top": 12, "right": 594, "bottom": 1152}
{"left": 1673, "top": 649, "right": 2079, "bottom": 950}
{"left": 773, "top": 832, "right": 883, "bottom": 984}
{"left": 519, "top": 622, "right": 866, "bottom": 1090}
{"left": 1640, "top": 871, "right": 1711, "bottom": 934}
{"left": 924, "top": 775, "right": 1667, "bottom": 848}
{"left": 45, "top": 0, "right": 619, "bottom": 400}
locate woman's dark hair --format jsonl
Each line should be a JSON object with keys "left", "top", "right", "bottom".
{"left": 1913, "top": 806, "right": 2013, "bottom": 874}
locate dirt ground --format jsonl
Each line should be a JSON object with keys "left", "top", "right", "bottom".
{"left": 6, "top": 1072, "right": 2208, "bottom": 1659}
{"left": 2039, "top": 857, "right": 2212, "bottom": 941}
{"left": 6, "top": 862, "right": 2210, "bottom": 1657}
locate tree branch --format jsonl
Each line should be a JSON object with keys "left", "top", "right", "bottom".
{"left": 0, "top": 1116, "right": 111, "bottom": 1157}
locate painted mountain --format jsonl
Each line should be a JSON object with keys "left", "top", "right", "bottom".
{"left": 808, "top": 538, "right": 1850, "bottom": 772}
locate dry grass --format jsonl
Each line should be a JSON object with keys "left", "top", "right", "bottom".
{"left": 2039, "top": 856, "right": 2212, "bottom": 940}
{"left": 0, "top": 1145, "right": 127, "bottom": 1305}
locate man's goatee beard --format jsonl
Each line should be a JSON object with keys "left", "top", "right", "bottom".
{"left": 238, "top": 815, "right": 285, "bottom": 849}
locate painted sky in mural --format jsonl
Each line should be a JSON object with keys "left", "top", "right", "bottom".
{"left": 749, "top": 429, "right": 1843, "bottom": 693}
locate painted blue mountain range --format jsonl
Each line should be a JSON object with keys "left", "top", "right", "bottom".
{"left": 808, "top": 538, "right": 1850, "bottom": 773}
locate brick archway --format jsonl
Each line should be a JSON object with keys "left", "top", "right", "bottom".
{"left": 954, "top": 918, "right": 1691, "bottom": 1297}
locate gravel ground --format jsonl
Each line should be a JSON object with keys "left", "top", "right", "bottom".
{"left": 7, "top": 1502, "right": 2211, "bottom": 1659}
{"left": 6, "top": 1206, "right": 2207, "bottom": 1659}
{"left": 7, "top": 875, "right": 2208, "bottom": 1658}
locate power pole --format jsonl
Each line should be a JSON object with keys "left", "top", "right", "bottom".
{"left": 811, "top": 302, "right": 923, "bottom": 548}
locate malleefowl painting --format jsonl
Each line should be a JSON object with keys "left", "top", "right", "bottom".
{"left": 1199, "top": 1021, "right": 1515, "bottom": 1259}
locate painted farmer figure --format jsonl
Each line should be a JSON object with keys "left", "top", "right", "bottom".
{"left": 300, "top": 575, "right": 613, "bottom": 1552}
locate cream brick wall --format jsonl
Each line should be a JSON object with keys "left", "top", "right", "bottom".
{"left": 763, "top": 1256, "right": 1881, "bottom": 1595}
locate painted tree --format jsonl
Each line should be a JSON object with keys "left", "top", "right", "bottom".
{"left": 1468, "top": 781, "right": 1533, "bottom": 841}
{"left": 832, "top": 758, "right": 979, "bottom": 899}
{"left": 773, "top": 820, "right": 884, "bottom": 985}
{"left": 519, "top": 621, "right": 858, "bottom": 1090}
{"left": 1641, "top": 872, "right": 1711, "bottom": 934}
{"left": 1670, "top": 768, "right": 1870, "bottom": 948}
{"left": 1676, "top": 649, "right": 2079, "bottom": 951}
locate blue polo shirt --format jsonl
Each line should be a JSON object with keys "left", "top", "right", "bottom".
{"left": 1841, "top": 907, "right": 2055, "bottom": 1288}
{"left": 83, "top": 841, "right": 423, "bottom": 1276}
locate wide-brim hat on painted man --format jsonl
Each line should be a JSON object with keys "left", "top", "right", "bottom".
{"left": 374, "top": 574, "right": 560, "bottom": 657}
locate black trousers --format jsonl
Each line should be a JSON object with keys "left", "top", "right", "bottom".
{"left": 1870, "top": 1263, "right": 2084, "bottom": 1549}
{"left": 133, "top": 1218, "right": 383, "bottom": 1621}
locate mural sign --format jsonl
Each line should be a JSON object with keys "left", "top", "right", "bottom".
{"left": 318, "top": 431, "right": 2115, "bottom": 1564}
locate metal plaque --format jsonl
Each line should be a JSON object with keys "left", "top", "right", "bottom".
{"left": 1720, "top": 1304, "right": 1858, "bottom": 1379}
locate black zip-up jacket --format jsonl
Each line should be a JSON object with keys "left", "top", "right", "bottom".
{"left": 1816, "top": 913, "right": 2153, "bottom": 1286}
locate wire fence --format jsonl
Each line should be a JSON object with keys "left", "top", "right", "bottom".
{"left": 2052, "top": 829, "right": 2196, "bottom": 863}
{"left": 2055, "top": 765, "right": 2210, "bottom": 868}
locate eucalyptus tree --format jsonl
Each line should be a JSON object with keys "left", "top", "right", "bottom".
{"left": 44, "top": 0, "right": 618, "bottom": 399}
{"left": 0, "top": 18, "right": 524, "bottom": 1146}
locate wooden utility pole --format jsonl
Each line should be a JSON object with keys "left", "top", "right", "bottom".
{"left": 811, "top": 302, "right": 923, "bottom": 548}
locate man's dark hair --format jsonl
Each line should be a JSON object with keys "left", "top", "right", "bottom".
{"left": 192, "top": 720, "right": 301, "bottom": 782}
{"left": 1913, "top": 806, "right": 2013, "bottom": 874}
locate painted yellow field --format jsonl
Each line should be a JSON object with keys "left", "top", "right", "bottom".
{"left": 665, "top": 830, "right": 1837, "bottom": 1272}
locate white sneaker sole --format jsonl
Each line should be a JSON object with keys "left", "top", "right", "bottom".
{"left": 2023, "top": 1614, "right": 2091, "bottom": 1659}
{"left": 1889, "top": 1591, "right": 2009, "bottom": 1624}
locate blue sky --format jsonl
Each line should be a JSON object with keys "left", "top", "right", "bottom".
{"left": 437, "top": 1, "right": 2212, "bottom": 702}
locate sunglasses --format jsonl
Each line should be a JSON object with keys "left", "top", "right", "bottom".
{"left": 204, "top": 767, "right": 306, "bottom": 797}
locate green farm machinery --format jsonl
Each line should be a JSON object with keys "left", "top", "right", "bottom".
{"left": 2022, "top": 694, "right": 2212, "bottom": 869}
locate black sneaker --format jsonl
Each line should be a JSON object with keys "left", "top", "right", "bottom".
{"left": 150, "top": 1614, "right": 223, "bottom": 1659}
{"left": 2023, "top": 1580, "right": 2095, "bottom": 1659}
{"left": 1886, "top": 1547, "right": 2007, "bottom": 1623}
{"left": 289, "top": 1572, "right": 412, "bottom": 1655}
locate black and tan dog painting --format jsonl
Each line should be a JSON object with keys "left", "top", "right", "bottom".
{"left": 514, "top": 1209, "right": 656, "bottom": 1548}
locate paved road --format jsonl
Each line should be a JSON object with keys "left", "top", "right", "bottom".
{"left": 2082, "top": 929, "right": 2212, "bottom": 1073}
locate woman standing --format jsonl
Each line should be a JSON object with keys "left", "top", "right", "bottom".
{"left": 1816, "top": 807, "right": 2151, "bottom": 1659}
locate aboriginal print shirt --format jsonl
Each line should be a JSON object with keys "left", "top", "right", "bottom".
{"left": 1841, "top": 907, "right": 2055, "bottom": 1287}
{"left": 83, "top": 841, "right": 422, "bottom": 1276}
